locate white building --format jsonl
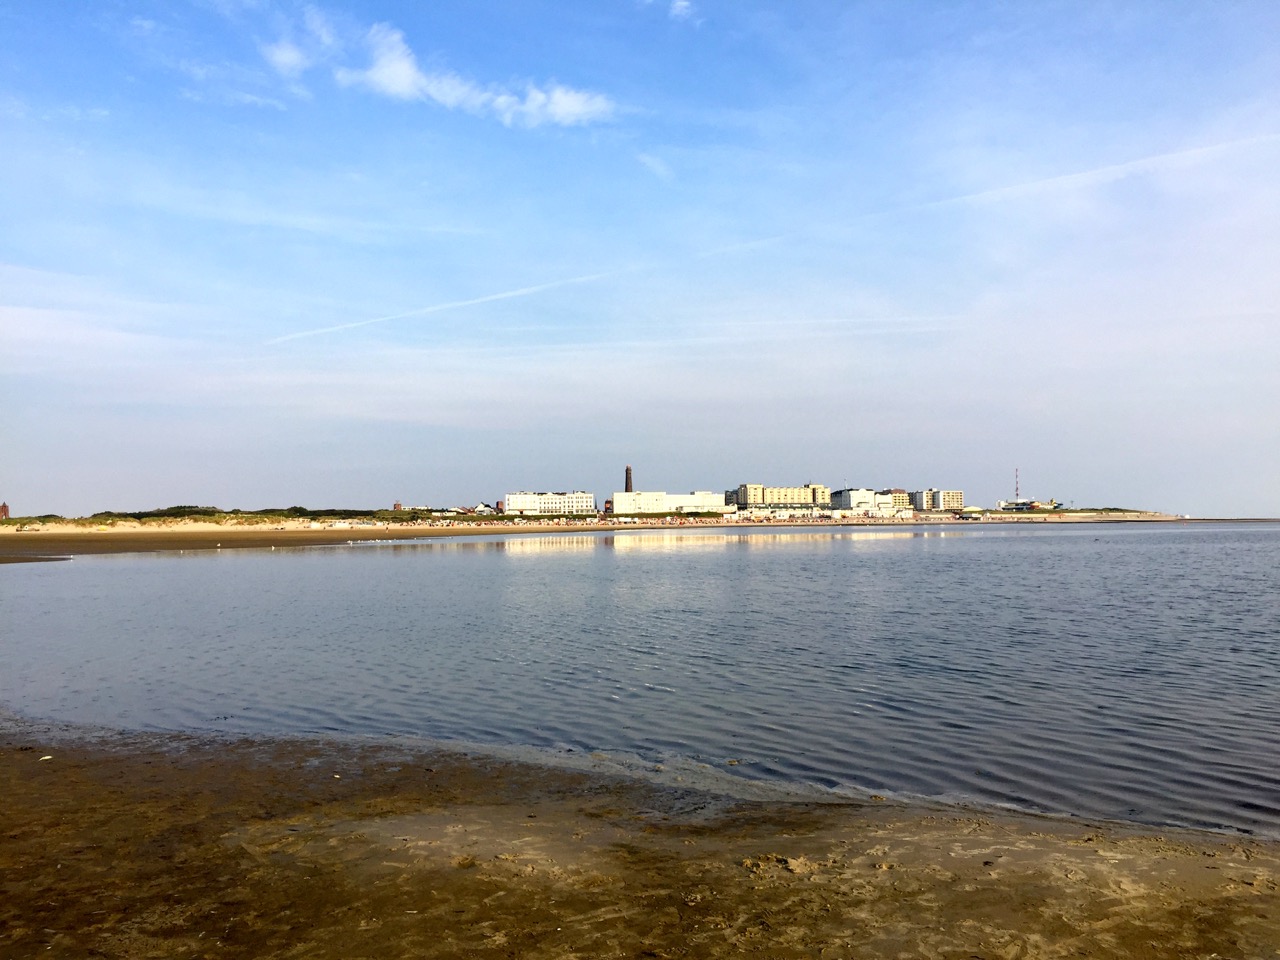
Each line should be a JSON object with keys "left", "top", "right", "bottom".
{"left": 504, "top": 491, "right": 597, "bottom": 516}
{"left": 611, "top": 491, "right": 734, "bottom": 515}
{"left": 832, "top": 488, "right": 876, "bottom": 510}
{"left": 831, "top": 488, "right": 903, "bottom": 517}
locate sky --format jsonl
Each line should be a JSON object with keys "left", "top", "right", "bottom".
{"left": 2, "top": 1, "right": 1279, "bottom": 518}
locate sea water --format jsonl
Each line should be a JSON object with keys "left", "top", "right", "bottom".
{"left": 2, "top": 522, "right": 1278, "bottom": 835}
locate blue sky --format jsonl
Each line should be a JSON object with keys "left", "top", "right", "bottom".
{"left": 3, "top": 1, "right": 1278, "bottom": 517}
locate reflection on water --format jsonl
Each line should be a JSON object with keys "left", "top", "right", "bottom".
{"left": 3, "top": 522, "right": 1279, "bottom": 836}
{"left": 340, "top": 526, "right": 945, "bottom": 555}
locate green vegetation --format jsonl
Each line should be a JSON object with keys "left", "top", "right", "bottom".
{"left": 90, "top": 505, "right": 225, "bottom": 521}
{"left": 1059, "top": 507, "right": 1142, "bottom": 514}
{"left": 2, "top": 514, "right": 65, "bottom": 525}
{"left": 80, "top": 505, "right": 391, "bottom": 523}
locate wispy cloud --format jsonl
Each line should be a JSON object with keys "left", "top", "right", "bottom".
{"left": 261, "top": 38, "right": 309, "bottom": 79}
{"left": 334, "top": 23, "right": 615, "bottom": 127}
{"left": 639, "top": 0, "right": 697, "bottom": 23}
{"left": 638, "top": 152, "right": 674, "bottom": 180}
{"left": 302, "top": 5, "right": 338, "bottom": 50}
{"left": 180, "top": 86, "right": 286, "bottom": 110}
{"left": 669, "top": 1, "right": 695, "bottom": 22}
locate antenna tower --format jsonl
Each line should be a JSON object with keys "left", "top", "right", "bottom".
{"left": 1015, "top": 467, "right": 1020, "bottom": 500}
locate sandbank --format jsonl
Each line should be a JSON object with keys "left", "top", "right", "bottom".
{"left": 3, "top": 715, "right": 1278, "bottom": 958}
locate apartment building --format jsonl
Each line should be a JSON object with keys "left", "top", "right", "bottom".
{"left": 731, "top": 483, "right": 831, "bottom": 508}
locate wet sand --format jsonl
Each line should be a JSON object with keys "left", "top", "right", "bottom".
{"left": 0, "top": 524, "right": 611, "bottom": 562}
{"left": 4, "top": 717, "right": 1278, "bottom": 959}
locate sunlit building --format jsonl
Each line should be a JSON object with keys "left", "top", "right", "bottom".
{"left": 611, "top": 491, "right": 735, "bottom": 515}
{"left": 503, "top": 491, "right": 597, "bottom": 516}
{"left": 727, "top": 483, "right": 832, "bottom": 517}
{"left": 731, "top": 483, "right": 831, "bottom": 508}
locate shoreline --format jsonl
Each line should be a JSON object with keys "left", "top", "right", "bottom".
{"left": 4, "top": 714, "right": 1278, "bottom": 958}
{"left": 0, "top": 512, "right": 1209, "bottom": 563}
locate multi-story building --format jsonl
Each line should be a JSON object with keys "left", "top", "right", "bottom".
{"left": 832, "top": 488, "right": 876, "bottom": 510}
{"left": 504, "top": 491, "right": 597, "bottom": 516}
{"left": 880, "top": 488, "right": 913, "bottom": 511}
{"left": 731, "top": 483, "right": 831, "bottom": 508}
{"left": 832, "top": 488, "right": 908, "bottom": 517}
{"left": 911, "top": 489, "right": 939, "bottom": 511}
{"left": 727, "top": 483, "right": 832, "bottom": 518}
{"left": 908, "top": 488, "right": 964, "bottom": 511}
{"left": 611, "top": 491, "right": 734, "bottom": 515}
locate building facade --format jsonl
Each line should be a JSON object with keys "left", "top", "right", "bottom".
{"left": 831, "top": 488, "right": 908, "bottom": 517}
{"left": 832, "top": 488, "right": 875, "bottom": 510}
{"left": 503, "top": 491, "right": 597, "bottom": 516}
{"left": 911, "top": 489, "right": 939, "bottom": 511}
{"left": 880, "top": 488, "right": 913, "bottom": 510}
{"left": 908, "top": 488, "right": 964, "bottom": 511}
{"left": 611, "top": 490, "right": 734, "bottom": 515}
{"left": 731, "top": 483, "right": 831, "bottom": 508}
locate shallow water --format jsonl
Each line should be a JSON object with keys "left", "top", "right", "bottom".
{"left": 3, "top": 522, "right": 1279, "bottom": 834}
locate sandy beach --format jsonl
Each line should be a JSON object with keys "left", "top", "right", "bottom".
{"left": 0, "top": 521, "right": 616, "bottom": 562}
{"left": 3, "top": 714, "right": 1278, "bottom": 959}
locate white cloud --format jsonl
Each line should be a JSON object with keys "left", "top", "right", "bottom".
{"left": 261, "top": 38, "right": 309, "bottom": 78}
{"left": 335, "top": 23, "right": 428, "bottom": 99}
{"left": 669, "top": 1, "right": 695, "bottom": 21}
{"left": 335, "top": 23, "right": 615, "bottom": 127}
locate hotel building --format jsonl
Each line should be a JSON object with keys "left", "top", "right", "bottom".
{"left": 503, "top": 491, "right": 597, "bottom": 516}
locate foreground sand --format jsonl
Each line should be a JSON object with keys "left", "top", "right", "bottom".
{"left": 3, "top": 718, "right": 1278, "bottom": 959}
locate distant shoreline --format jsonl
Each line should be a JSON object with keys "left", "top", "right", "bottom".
{"left": 0, "top": 510, "right": 1240, "bottom": 564}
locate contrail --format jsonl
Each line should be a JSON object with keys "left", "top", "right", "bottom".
{"left": 930, "top": 132, "right": 1280, "bottom": 208}
{"left": 266, "top": 269, "right": 622, "bottom": 345}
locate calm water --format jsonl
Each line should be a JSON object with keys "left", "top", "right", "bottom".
{"left": 3, "top": 523, "right": 1279, "bottom": 835}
